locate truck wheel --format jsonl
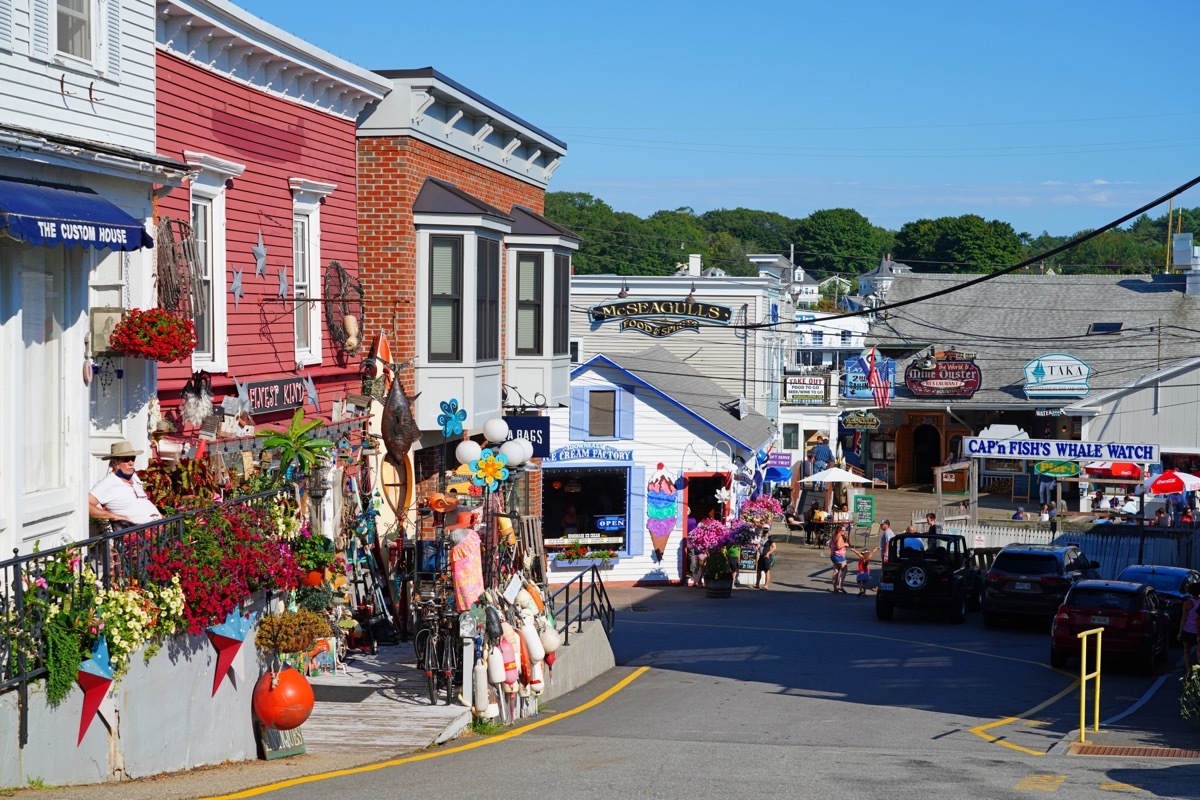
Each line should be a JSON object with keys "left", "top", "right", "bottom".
{"left": 876, "top": 601, "right": 894, "bottom": 621}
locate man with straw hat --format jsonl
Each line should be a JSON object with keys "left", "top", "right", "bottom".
{"left": 88, "top": 441, "right": 163, "bottom": 526}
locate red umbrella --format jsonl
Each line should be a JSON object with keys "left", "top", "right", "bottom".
{"left": 1084, "top": 461, "right": 1142, "bottom": 478}
{"left": 1145, "top": 470, "right": 1200, "bottom": 495}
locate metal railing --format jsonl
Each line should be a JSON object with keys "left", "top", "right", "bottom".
{"left": 1078, "top": 627, "right": 1103, "bottom": 743}
{"left": 0, "top": 487, "right": 285, "bottom": 747}
{"left": 547, "top": 565, "right": 615, "bottom": 645}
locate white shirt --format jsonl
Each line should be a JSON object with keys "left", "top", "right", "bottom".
{"left": 879, "top": 527, "right": 895, "bottom": 561}
{"left": 90, "top": 472, "right": 163, "bottom": 525}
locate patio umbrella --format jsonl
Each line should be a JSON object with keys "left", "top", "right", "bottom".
{"left": 1144, "top": 470, "right": 1200, "bottom": 495}
{"left": 801, "top": 467, "right": 871, "bottom": 485}
{"left": 1084, "top": 461, "right": 1142, "bottom": 478}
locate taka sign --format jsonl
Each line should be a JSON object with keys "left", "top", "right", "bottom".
{"left": 1023, "top": 354, "right": 1091, "bottom": 398}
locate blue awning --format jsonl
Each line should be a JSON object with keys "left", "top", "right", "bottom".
{"left": 764, "top": 466, "right": 792, "bottom": 483}
{"left": 0, "top": 177, "right": 152, "bottom": 251}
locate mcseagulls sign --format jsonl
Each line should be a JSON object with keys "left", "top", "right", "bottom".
{"left": 1023, "top": 354, "right": 1091, "bottom": 398}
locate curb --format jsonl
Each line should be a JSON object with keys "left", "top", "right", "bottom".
{"left": 433, "top": 708, "right": 473, "bottom": 744}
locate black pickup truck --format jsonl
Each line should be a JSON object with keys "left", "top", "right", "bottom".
{"left": 876, "top": 533, "right": 983, "bottom": 623}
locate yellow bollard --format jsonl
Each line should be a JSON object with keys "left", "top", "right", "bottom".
{"left": 1078, "top": 627, "right": 1103, "bottom": 743}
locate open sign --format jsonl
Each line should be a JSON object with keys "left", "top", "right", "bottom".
{"left": 595, "top": 516, "right": 626, "bottom": 531}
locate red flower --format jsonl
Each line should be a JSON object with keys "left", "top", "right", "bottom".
{"left": 109, "top": 308, "right": 197, "bottom": 362}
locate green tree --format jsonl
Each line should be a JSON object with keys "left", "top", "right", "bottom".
{"left": 793, "top": 208, "right": 878, "bottom": 277}
{"left": 698, "top": 207, "right": 796, "bottom": 255}
{"left": 893, "top": 214, "right": 1022, "bottom": 271}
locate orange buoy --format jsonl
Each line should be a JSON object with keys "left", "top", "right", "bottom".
{"left": 252, "top": 667, "right": 314, "bottom": 731}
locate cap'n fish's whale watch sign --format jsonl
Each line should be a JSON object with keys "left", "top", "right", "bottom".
{"left": 588, "top": 299, "right": 732, "bottom": 337}
{"left": 964, "top": 437, "right": 1158, "bottom": 463}
{"left": 1023, "top": 353, "right": 1091, "bottom": 398}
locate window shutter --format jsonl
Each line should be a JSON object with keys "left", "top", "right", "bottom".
{"left": 569, "top": 385, "right": 588, "bottom": 441}
{"left": 431, "top": 239, "right": 458, "bottom": 294}
{"left": 617, "top": 388, "right": 635, "bottom": 440}
{"left": 104, "top": 0, "right": 120, "bottom": 77}
{"left": 626, "top": 464, "right": 646, "bottom": 556}
{"left": 30, "top": 0, "right": 50, "bottom": 60}
{"left": 517, "top": 256, "right": 539, "bottom": 301}
{"left": 429, "top": 301, "right": 455, "bottom": 357}
{"left": 0, "top": 0, "right": 12, "bottom": 51}
{"left": 516, "top": 306, "right": 536, "bottom": 351}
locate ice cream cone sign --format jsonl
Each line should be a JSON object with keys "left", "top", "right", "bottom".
{"left": 646, "top": 462, "right": 679, "bottom": 561}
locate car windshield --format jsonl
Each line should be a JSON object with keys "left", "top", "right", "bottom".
{"left": 993, "top": 553, "right": 1059, "bottom": 575}
{"left": 1069, "top": 589, "right": 1138, "bottom": 611}
{"left": 1117, "top": 569, "right": 1186, "bottom": 594}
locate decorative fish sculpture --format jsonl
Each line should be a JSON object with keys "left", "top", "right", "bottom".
{"left": 380, "top": 359, "right": 420, "bottom": 464}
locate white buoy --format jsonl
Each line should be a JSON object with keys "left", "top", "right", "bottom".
{"left": 472, "top": 662, "right": 489, "bottom": 714}
{"left": 530, "top": 660, "right": 545, "bottom": 694}
{"left": 520, "top": 617, "right": 546, "bottom": 662}
{"left": 487, "top": 646, "right": 506, "bottom": 684}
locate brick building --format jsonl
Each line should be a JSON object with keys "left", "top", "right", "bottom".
{"left": 357, "top": 68, "right": 574, "bottom": 531}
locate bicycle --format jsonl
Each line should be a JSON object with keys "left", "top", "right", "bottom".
{"left": 413, "top": 597, "right": 459, "bottom": 705}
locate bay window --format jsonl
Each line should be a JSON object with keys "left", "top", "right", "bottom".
{"left": 429, "top": 235, "right": 463, "bottom": 362}
{"left": 553, "top": 253, "right": 570, "bottom": 356}
{"left": 476, "top": 237, "right": 500, "bottom": 361}
{"left": 516, "top": 252, "right": 543, "bottom": 356}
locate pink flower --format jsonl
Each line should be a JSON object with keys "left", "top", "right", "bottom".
{"left": 34, "top": 577, "right": 47, "bottom": 589}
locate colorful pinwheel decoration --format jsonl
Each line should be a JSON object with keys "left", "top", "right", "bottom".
{"left": 469, "top": 448, "right": 509, "bottom": 491}
{"left": 438, "top": 399, "right": 467, "bottom": 438}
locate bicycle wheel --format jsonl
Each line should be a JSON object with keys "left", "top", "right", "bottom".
{"left": 441, "top": 630, "right": 458, "bottom": 706}
{"left": 421, "top": 630, "right": 439, "bottom": 706}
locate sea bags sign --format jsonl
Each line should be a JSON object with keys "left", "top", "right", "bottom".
{"left": 963, "top": 437, "right": 1159, "bottom": 463}
{"left": 1023, "top": 354, "right": 1091, "bottom": 398}
{"left": 905, "top": 350, "right": 982, "bottom": 398}
{"left": 588, "top": 299, "right": 732, "bottom": 337}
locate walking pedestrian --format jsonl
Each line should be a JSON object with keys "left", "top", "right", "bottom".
{"left": 755, "top": 532, "right": 777, "bottom": 590}
{"left": 829, "top": 524, "right": 850, "bottom": 593}
{"left": 1180, "top": 583, "right": 1200, "bottom": 675}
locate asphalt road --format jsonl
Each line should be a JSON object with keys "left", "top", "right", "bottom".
{"left": 222, "top": 547, "right": 1200, "bottom": 800}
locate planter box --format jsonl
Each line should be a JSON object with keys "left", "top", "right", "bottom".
{"left": 551, "top": 556, "right": 618, "bottom": 570}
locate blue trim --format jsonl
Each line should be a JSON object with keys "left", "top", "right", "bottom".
{"left": 572, "top": 354, "right": 759, "bottom": 452}
{"left": 0, "top": 178, "right": 152, "bottom": 251}
{"left": 627, "top": 463, "right": 646, "bottom": 556}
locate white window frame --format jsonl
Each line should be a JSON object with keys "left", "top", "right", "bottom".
{"left": 185, "top": 151, "right": 245, "bottom": 374}
{"left": 289, "top": 178, "right": 335, "bottom": 367}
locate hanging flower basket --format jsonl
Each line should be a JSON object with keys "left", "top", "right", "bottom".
{"left": 108, "top": 308, "right": 197, "bottom": 362}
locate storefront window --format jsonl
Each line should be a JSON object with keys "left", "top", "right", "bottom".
{"left": 543, "top": 467, "right": 630, "bottom": 549}
{"left": 783, "top": 423, "right": 799, "bottom": 450}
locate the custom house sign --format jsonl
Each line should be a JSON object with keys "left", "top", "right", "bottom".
{"left": 588, "top": 298, "right": 733, "bottom": 337}
{"left": 905, "top": 349, "right": 982, "bottom": 398}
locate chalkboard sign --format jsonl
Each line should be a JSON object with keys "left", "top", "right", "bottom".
{"left": 1011, "top": 473, "right": 1031, "bottom": 502}
{"left": 872, "top": 462, "right": 888, "bottom": 487}
{"left": 854, "top": 496, "right": 875, "bottom": 528}
{"left": 738, "top": 544, "right": 758, "bottom": 571}
{"left": 257, "top": 723, "right": 306, "bottom": 760}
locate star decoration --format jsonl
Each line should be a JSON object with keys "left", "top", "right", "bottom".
{"left": 304, "top": 372, "right": 319, "bottom": 411}
{"left": 252, "top": 228, "right": 267, "bottom": 277}
{"left": 231, "top": 269, "right": 244, "bottom": 308}
{"left": 235, "top": 377, "right": 251, "bottom": 414}
{"left": 77, "top": 636, "right": 114, "bottom": 745}
{"left": 207, "top": 610, "right": 257, "bottom": 696}
{"left": 277, "top": 267, "right": 289, "bottom": 298}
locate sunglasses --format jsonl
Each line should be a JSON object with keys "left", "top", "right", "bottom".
{"left": 115, "top": 457, "right": 136, "bottom": 463}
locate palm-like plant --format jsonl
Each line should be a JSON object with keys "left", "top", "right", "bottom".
{"left": 257, "top": 408, "right": 334, "bottom": 475}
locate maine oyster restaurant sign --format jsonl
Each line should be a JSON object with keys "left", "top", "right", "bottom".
{"left": 905, "top": 350, "right": 982, "bottom": 398}
{"left": 1023, "top": 354, "right": 1091, "bottom": 398}
{"left": 964, "top": 437, "right": 1159, "bottom": 463}
{"left": 588, "top": 299, "right": 732, "bottom": 338}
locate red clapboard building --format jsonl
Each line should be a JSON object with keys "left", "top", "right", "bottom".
{"left": 153, "top": 0, "right": 388, "bottom": 453}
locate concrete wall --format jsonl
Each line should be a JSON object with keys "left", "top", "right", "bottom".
{"left": 0, "top": 593, "right": 272, "bottom": 787}
{"left": 541, "top": 620, "right": 615, "bottom": 704}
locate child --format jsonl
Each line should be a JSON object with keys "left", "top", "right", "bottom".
{"left": 850, "top": 546, "right": 879, "bottom": 597}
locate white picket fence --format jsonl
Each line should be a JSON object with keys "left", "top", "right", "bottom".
{"left": 940, "top": 523, "right": 1200, "bottom": 579}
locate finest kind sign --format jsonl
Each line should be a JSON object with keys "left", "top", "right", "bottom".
{"left": 963, "top": 437, "right": 1159, "bottom": 463}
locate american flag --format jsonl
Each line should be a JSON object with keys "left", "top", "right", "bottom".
{"left": 867, "top": 348, "right": 891, "bottom": 409}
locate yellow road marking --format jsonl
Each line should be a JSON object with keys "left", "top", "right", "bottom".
{"left": 1015, "top": 774, "right": 1066, "bottom": 791}
{"left": 625, "top": 618, "right": 1078, "bottom": 756}
{"left": 1099, "top": 782, "right": 1142, "bottom": 792}
{"left": 201, "top": 666, "right": 651, "bottom": 800}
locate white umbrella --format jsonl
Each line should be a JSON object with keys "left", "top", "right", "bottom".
{"left": 801, "top": 467, "right": 871, "bottom": 485}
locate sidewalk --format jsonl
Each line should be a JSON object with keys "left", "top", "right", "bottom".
{"left": 1062, "top": 672, "right": 1200, "bottom": 757}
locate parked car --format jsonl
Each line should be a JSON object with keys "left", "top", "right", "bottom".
{"left": 876, "top": 533, "right": 983, "bottom": 623}
{"left": 1050, "top": 580, "right": 1171, "bottom": 673}
{"left": 1115, "top": 565, "right": 1200, "bottom": 640}
{"left": 982, "top": 543, "right": 1100, "bottom": 626}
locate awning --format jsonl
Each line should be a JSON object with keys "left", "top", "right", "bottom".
{"left": 763, "top": 466, "right": 791, "bottom": 483}
{"left": 0, "top": 177, "right": 153, "bottom": 251}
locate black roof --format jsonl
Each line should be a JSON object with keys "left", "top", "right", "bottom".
{"left": 412, "top": 178, "right": 513, "bottom": 221}
{"left": 510, "top": 205, "right": 581, "bottom": 242}
{"left": 372, "top": 68, "right": 567, "bottom": 149}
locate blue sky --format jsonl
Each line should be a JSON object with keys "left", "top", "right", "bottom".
{"left": 239, "top": 0, "right": 1200, "bottom": 236}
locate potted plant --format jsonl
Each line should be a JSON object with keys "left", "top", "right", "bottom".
{"left": 740, "top": 495, "right": 784, "bottom": 532}
{"left": 288, "top": 521, "right": 336, "bottom": 586}
{"left": 553, "top": 541, "right": 619, "bottom": 569}
{"left": 108, "top": 308, "right": 197, "bottom": 362}
{"left": 691, "top": 519, "right": 735, "bottom": 598}
{"left": 256, "top": 407, "right": 334, "bottom": 477}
